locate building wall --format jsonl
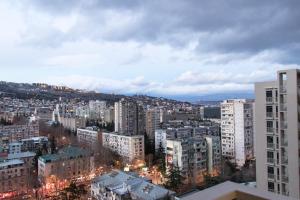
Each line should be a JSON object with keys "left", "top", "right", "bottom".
{"left": 255, "top": 69, "right": 300, "bottom": 198}
{"left": 102, "top": 132, "right": 144, "bottom": 162}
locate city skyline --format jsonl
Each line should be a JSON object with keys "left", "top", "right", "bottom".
{"left": 0, "top": 1, "right": 300, "bottom": 98}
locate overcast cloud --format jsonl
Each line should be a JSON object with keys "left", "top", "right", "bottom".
{"left": 0, "top": 0, "right": 300, "bottom": 99}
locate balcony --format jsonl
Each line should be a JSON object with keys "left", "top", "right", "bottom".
{"left": 266, "top": 112, "right": 274, "bottom": 118}
{"left": 280, "top": 104, "right": 287, "bottom": 111}
{"left": 282, "top": 175, "right": 289, "bottom": 183}
{"left": 267, "top": 158, "right": 274, "bottom": 164}
{"left": 281, "top": 138, "right": 288, "bottom": 147}
{"left": 267, "top": 127, "right": 274, "bottom": 133}
{"left": 268, "top": 173, "right": 275, "bottom": 179}
{"left": 267, "top": 143, "right": 274, "bottom": 149}
{"left": 266, "top": 97, "right": 273, "bottom": 103}
{"left": 281, "top": 158, "right": 288, "bottom": 165}
{"left": 280, "top": 122, "right": 288, "bottom": 129}
{"left": 280, "top": 86, "right": 287, "bottom": 93}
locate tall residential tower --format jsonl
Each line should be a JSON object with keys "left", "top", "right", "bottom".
{"left": 221, "top": 99, "right": 254, "bottom": 167}
{"left": 255, "top": 69, "right": 300, "bottom": 198}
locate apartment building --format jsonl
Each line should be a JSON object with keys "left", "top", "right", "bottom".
{"left": 89, "top": 100, "right": 106, "bottom": 120}
{"left": 155, "top": 129, "right": 167, "bottom": 151}
{"left": 104, "top": 106, "right": 114, "bottom": 123}
{"left": 91, "top": 170, "right": 175, "bottom": 200}
{"left": 221, "top": 99, "right": 254, "bottom": 167}
{"left": 102, "top": 132, "right": 144, "bottom": 162}
{"left": 166, "top": 135, "right": 221, "bottom": 184}
{"left": 59, "top": 115, "right": 86, "bottom": 132}
{"left": 0, "top": 159, "right": 28, "bottom": 195}
{"left": 77, "top": 127, "right": 101, "bottom": 146}
{"left": 0, "top": 122, "right": 39, "bottom": 147}
{"left": 38, "top": 146, "right": 94, "bottom": 184}
{"left": 145, "top": 109, "right": 161, "bottom": 141}
{"left": 114, "top": 98, "right": 145, "bottom": 135}
{"left": 255, "top": 69, "right": 300, "bottom": 198}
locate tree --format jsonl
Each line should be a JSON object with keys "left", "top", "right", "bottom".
{"left": 165, "top": 164, "right": 183, "bottom": 191}
{"left": 50, "top": 136, "right": 57, "bottom": 154}
{"left": 156, "top": 142, "right": 166, "bottom": 175}
{"left": 60, "top": 181, "right": 87, "bottom": 200}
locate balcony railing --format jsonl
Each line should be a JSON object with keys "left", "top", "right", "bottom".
{"left": 280, "top": 104, "right": 287, "bottom": 111}
{"left": 266, "top": 112, "right": 274, "bottom": 118}
{"left": 281, "top": 158, "right": 288, "bottom": 165}
{"left": 282, "top": 175, "right": 289, "bottom": 183}
{"left": 280, "top": 86, "right": 287, "bottom": 93}
{"left": 268, "top": 173, "right": 275, "bottom": 179}
{"left": 267, "top": 127, "right": 274, "bottom": 133}
{"left": 281, "top": 122, "right": 288, "bottom": 129}
{"left": 267, "top": 143, "right": 274, "bottom": 149}
{"left": 266, "top": 97, "right": 273, "bottom": 103}
{"left": 267, "top": 158, "right": 274, "bottom": 164}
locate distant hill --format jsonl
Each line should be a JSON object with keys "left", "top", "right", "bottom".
{"left": 0, "top": 81, "right": 186, "bottom": 105}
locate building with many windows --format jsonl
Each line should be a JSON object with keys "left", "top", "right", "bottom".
{"left": 102, "top": 132, "right": 144, "bottom": 162}
{"left": 255, "top": 69, "right": 300, "bottom": 198}
{"left": 221, "top": 99, "right": 254, "bottom": 167}
{"left": 114, "top": 98, "right": 145, "bottom": 136}
{"left": 0, "top": 159, "right": 28, "bottom": 196}
{"left": 77, "top": 127, "right": 101, "bottom": 146}
{"left": 38, "top": 146, "right": 94, "bottom": 185}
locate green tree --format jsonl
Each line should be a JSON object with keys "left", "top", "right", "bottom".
{"left": 165, "top": 164, "right": 183, "bottom": 191}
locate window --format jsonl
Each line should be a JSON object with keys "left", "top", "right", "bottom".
{"left": 268, "top": 182, "right": 275, "bottom": 192}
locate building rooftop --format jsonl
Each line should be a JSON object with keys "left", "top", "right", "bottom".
{"left": 39, "top": 146, "right": 90, "bottom": 163}
{"left": 92, "top": 170, "right": 175, "bottom": 199}
{"left": 0, "top": 159, "right": 24, "bottom": 168}
{"left": 178, "top": 181, "right": 296, "bottom": 200}
{"left": 8, "top": 151, "right": 36, "bottom": 159}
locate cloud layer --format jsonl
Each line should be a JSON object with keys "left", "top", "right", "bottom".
{"left": 0, "top": 0, "right": 300, "bottom": 98}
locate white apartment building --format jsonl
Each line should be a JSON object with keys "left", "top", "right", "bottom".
{"left": 77, "top": 127, "right": 101, "bottom": 146}
{"left": 255, "top": 69, "right": 300, "bottom": 198}
{"left": 102, "top": 132, "right": 144, "bottom": 162}
{"left": 221, "top": 99, "right": 254, "bottom": 167}
{"left": 155, "top": 129, "right": 167, "bottom": 151}
{"left": 89, "top": 100, "right": 106, "bottom": 120}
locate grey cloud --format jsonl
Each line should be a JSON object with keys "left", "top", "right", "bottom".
{"left": 18, "top": 0, "right": 300, "bottom": 63}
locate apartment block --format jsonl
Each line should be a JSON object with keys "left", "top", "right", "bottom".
{"left": 255, "top": 69, "right": 300, "bottom": 198}
{"left": 145, "top": 108, "right": 161, "bottom": 141}
{"left": 114, "top": 98, "right": 145, "bottom": 135}
{"left": 0, "top": 122, "right": 39, "bottom": 148}
{"left": 102, "top": 132, "right": 144, "bottom": 162}
{"left": 77, "top": 127, "right": 101, "bottom": 146}
{"left": 0, "top": 159, "right": 28, "bottom": 196}
{"left": 38, "top": 146, "right": 94, "bottom": 184}
{"left": 221, "top": 99, "right": 254, "bottom": 167}
{"left": 166, "top": 135, "right": 221, "bottom": 184}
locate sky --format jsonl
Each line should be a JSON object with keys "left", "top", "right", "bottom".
{"left": 0, "top": 0, "right": 300, "bottom": 99}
